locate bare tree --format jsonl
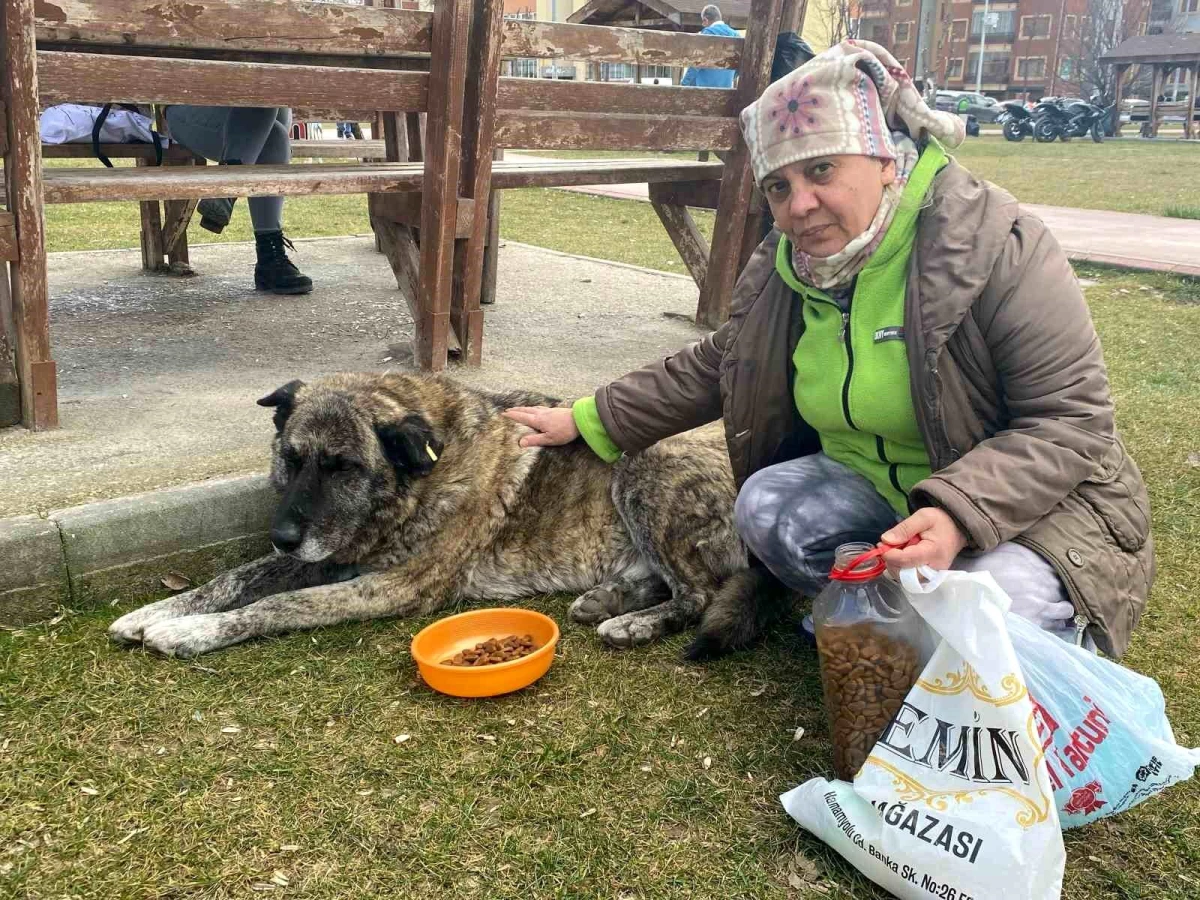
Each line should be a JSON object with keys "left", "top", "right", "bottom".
{"left": 811, "top": 0, "right": 861, "bottom": 47}
{"left": 1075, "top": 0, "right": 1152, "bottom": 99}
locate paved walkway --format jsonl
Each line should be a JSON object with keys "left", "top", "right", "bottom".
{"left": 0, "top": 237, "right": 706, "bottom": 515}
{"left": 510, "top": 153, "right": 1200, "bottom": 278}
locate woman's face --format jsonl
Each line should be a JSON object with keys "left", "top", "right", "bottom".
{"left": 762, "top": 154, "right": 897, "bottom": 258}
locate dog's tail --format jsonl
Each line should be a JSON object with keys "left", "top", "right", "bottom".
{"left": 684, "top": 565, "right": 792, "bottom": 661}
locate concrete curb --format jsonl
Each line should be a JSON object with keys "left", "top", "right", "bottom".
{"left": 1063, "top": 252, "right": 1200, "bottom": 279}
{"left": 1, "top": 473, "right": 274, "bottom": 626}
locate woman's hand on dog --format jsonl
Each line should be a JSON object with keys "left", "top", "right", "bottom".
{"left": 503, "top": 406, "right": 580, "bottom": 448}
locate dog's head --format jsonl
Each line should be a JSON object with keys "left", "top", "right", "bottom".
{"left": 257, "top": 378, "right": 443, "bottom": 562}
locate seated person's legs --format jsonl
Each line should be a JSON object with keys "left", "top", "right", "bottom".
{"left": 735, "top": 454, "right": 901, "bottom": 596}
{"left": 953, "top": 542, "right": 1085, "bottom": 645}
{"left": 165, "top": 105, "right": 280, "bottom": 233}
{"left": 164, "top": 106, "right": 310, "bottom": 294}
{"left": 248, "top": 110, "right": 311, "bottom": 295}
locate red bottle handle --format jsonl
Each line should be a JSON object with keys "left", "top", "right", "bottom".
{"left": 830, "top": 536, "right": 920, "bottom": 582}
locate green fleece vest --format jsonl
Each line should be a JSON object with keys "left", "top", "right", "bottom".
{"left": 777, "top": 143, "right": 947, "bottom": 515}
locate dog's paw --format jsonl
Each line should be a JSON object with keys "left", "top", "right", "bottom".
{"left": 596, "top": 613, "right": 660, "bottom": 649}
{"left": 568, "top": 586, "right": 624, "bottom": 625}
{"left": 109, "top": 600, "right": 182, "bottom": 645}
{"left": 141, "top": 615, "right": 234, "bottom": 659}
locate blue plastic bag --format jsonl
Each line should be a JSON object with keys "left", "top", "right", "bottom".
{"left": 1007, "top": 612, "right": 1200, "bottom": 829}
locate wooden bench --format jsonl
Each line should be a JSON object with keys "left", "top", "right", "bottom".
{"left": 2, "top": 0, "right": 787, "bottom": 430}
{"left": 42, "top": 139, "right": 206, "bottom": 272}
{"left": 40, "top": 137, "right": 385, "bottom": 272}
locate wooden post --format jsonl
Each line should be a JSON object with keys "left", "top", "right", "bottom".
{"left": 781, "top": 0, "right": 808, "bottom": 34}
{"left": 450, "top": 0, "right": 505, "bottom": 366}
{"left": 649, "top": 183, "right": 709, "bottom": 289}
{"left": 415, "top": 0, "right": 473, "bottom": 370}
{"left": 136, "top": 158, "right": 168, "bottom": 272}
{"left": 159, "top": 108, "right": 194, "bottom": 273}
{"left": 1111, "top": 63, "right": 1127, "bottom": 138}
{"left": 1148, "top": 64, "right": 1164, "bottom": 138}
{"left": 162, "top": 194, "right": 199, "bottom": 270}
{"left": 694, "top": 0, "right": 784, "bottom": 330}
{"left": 0, "top": 261, "right": 18, "bottom": 427}
{"left": 2, "top": 0, "right": 57, "bottom": 429}
{"left": 1185, "top": 64, "right": 1199, "bottom": 141}
{"left": 370, "top": 111, "right": 404, "bottom": 253}
{"left": 480, "top": 171, "right": 502, "bottom": 307}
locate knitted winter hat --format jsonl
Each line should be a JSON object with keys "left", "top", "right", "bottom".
{"left": 740, "top": 38, "right": 965, "bottom": 183}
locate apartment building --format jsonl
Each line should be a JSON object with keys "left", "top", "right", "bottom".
{"left": 859, "top": 0, "right": 1104, "bottom": 100}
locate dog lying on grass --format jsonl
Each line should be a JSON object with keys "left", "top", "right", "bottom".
{"left": 110, "top": 374, "right": 781, "bottom": 659}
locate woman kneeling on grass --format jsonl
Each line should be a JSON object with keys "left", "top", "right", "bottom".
{"left": 506, "top": 40, "right": 1154, "bottom": 659}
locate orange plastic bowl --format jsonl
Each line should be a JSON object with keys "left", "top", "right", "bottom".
{"left": 410, "top": 608, "right": 560, "bottom": 698}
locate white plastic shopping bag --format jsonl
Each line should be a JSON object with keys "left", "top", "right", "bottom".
{"left": 782, "top": 568, "right": 1065, "bottom": 900}
{"left": 1008, "top": 612, "right": 1200, "bottom": 828}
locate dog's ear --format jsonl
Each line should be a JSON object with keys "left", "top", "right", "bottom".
{"left": 257, "top": 380, "right": 305, "bottom": 432}
{"left": 376, "top": 414, "right": 443, "bottom": 478}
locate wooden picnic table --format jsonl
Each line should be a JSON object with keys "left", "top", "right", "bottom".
{"left": 2, "top": 0, "right": 790, "bottom": 431}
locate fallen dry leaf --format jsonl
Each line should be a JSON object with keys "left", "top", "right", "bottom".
{"left": 1187, "top": 452, "right": 1200, "bottom": 469}
{"left": 160, "top": 572, "right": 192, "bottom": 591}
{"left": 788, "top": 872, "right": 806, "bottom": 889}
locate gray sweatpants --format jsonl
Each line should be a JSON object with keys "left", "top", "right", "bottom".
{"left": 164, "top": 106, "right": 291, "bottom": 233}
{"left": 735, "top": 454, "right": 1081, "bottom": 644}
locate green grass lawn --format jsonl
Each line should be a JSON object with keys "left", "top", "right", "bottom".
{"left": 29, "top": 138, "right": 1195, "bottom": 266}
{"left": 4, "top": 146, "right": 1199, "bottom": 898}
{"left": 949, "top": 139, "right": 1198, "bottom": 216}
{"left": 2, "top": 267, "right": 1199, "bottom": 899}
{"left": 535, "top": 138, "right": 1197, "bottom": 217}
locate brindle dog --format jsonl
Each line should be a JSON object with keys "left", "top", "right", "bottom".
{"left": 109, "top": 373, "right": 780, "bottom": 659}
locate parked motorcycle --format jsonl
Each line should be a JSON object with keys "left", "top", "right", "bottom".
{"left": 1033, "top": 98, "right": 1073, "bottom": 142}
{"left": 1061, "top": 95, "right": 1110, "bottom": 142}
{"left": 1032, "top": 95, "right": 1111, "bottom": 143}
{"left": 1000, "top": 101, "right": 1035, "bottom": 141}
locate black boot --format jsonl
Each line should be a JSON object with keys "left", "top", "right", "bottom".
{"left": 255, "top": 231, "right": 313, "bottom": 295}
{"left": 197, "top": 159, "right": 241, "bottom": 234}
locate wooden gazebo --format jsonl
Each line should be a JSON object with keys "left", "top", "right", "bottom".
{"left": 568, "top": 0, "right": 753, "bottom": 32}
{"left": 1103, "top": 33, "right": 1200, "bottom": 139}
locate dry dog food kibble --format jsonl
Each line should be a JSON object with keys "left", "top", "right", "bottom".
{"left": 816, "top": 624, "right": 921, "bottom": 780}
{"left": 442, "top": 634, "right": 537, "bottom": 667}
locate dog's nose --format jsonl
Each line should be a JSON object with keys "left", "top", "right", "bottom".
{"left": 270, "top": 520, "right": 304, "bottom": 554}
